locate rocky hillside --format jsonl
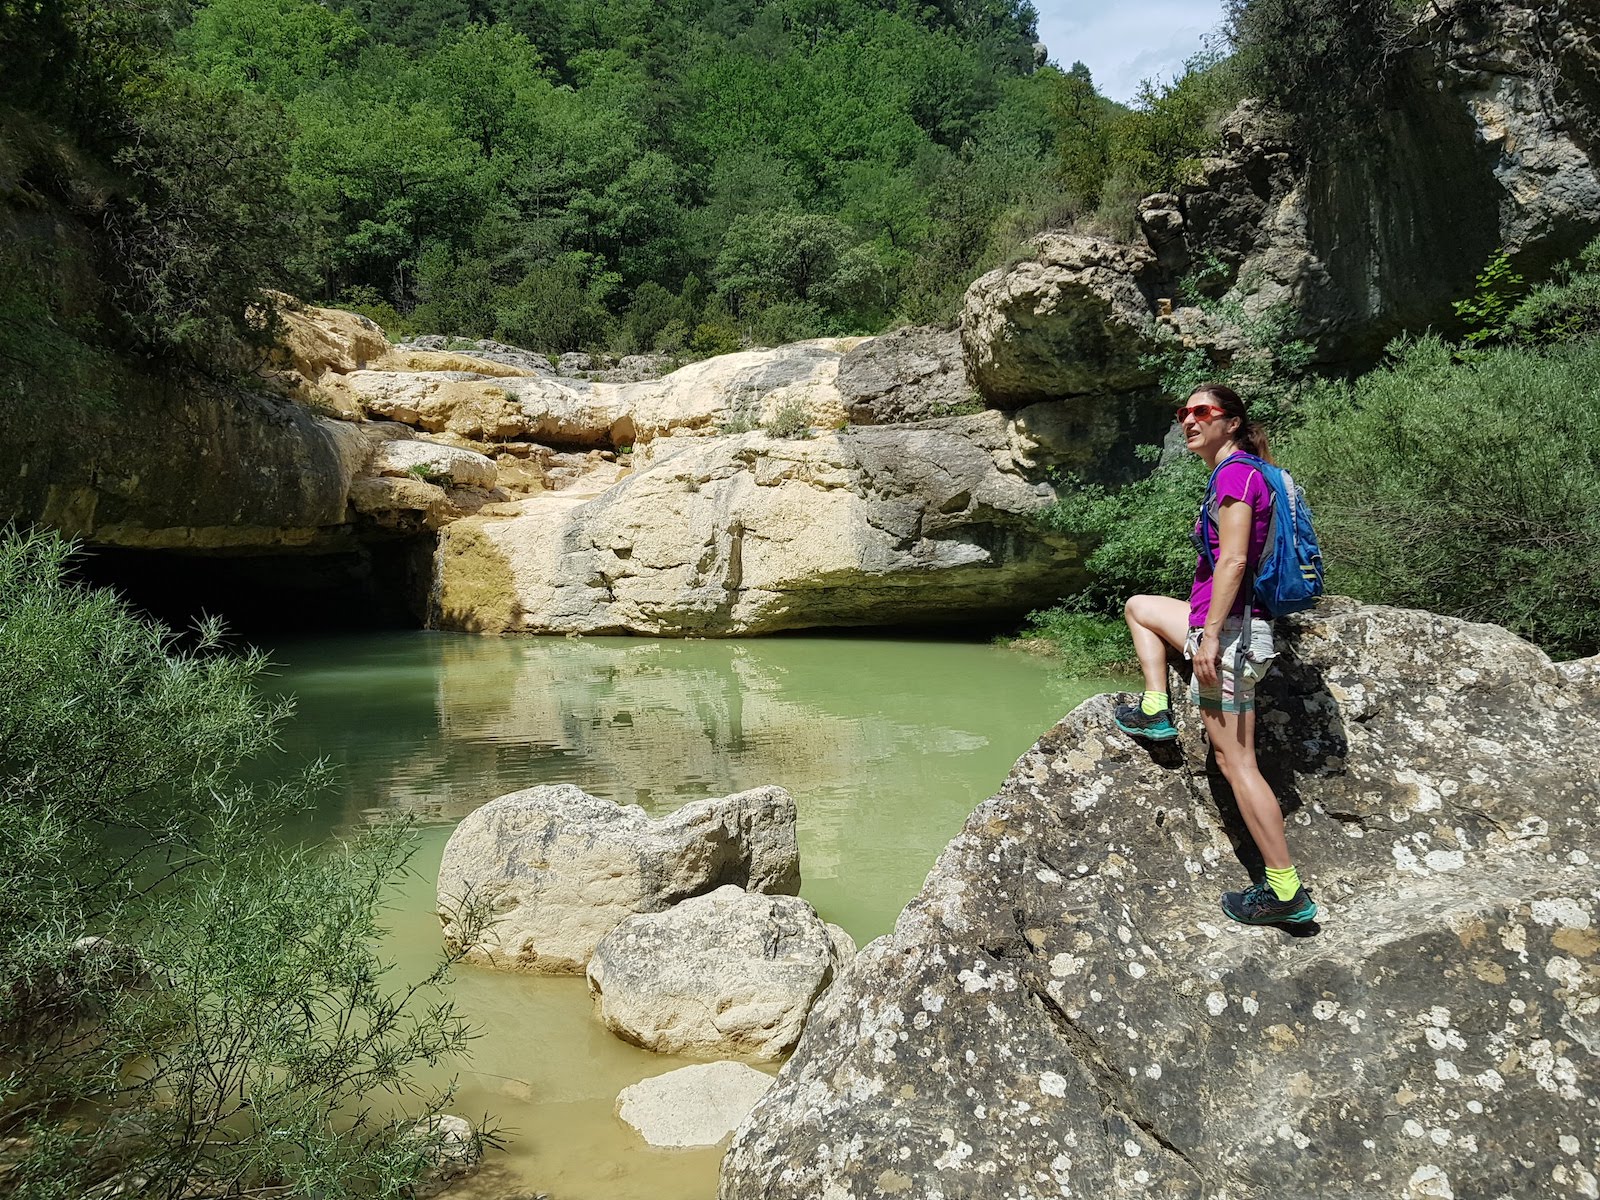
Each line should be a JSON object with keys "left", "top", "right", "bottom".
{"left": 964, "top": 0, "right": 1600, "bottom": 402}
{"left": 720, "top": 601, "right": 1600, "bottom": 1199}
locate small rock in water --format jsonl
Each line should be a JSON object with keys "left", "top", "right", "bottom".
{"left": 406, "top": 1114, "right": 481, "bottom": 1197}
{"left": 616, "top": 1061, "right": 775, "bottom": 1148}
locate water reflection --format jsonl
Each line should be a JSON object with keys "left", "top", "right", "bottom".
{"left": 258, "top": 631, "right": 1119, "bottom": 1200}
{"left": 270, "top": 632, "right": 1110, "bottom": 937}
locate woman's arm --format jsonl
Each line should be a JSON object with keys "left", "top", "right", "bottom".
{"left": 1193, "top": 498, "right": 1252, "bottom": 688}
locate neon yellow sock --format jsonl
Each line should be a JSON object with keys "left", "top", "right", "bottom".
{"left": 1140, "top": 690, "right": 1169, "bottom": 716}
{"left": 1265, "top": 865, "right": 1301, "bottom": 901}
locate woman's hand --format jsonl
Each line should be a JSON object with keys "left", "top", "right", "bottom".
{"left": 1193, "top": 631, "right": 1223, "bottom": 689}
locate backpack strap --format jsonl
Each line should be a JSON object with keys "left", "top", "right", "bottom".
{"left": 1198, "top": 455, "right": 1270, "bottom": 626}
{"left": 1196, "top": 452, "right": 1264, "bottom": 569}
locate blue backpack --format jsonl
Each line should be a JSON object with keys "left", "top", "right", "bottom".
{"left": 1197, "top": 452, "right": 1324, "bottom": 617}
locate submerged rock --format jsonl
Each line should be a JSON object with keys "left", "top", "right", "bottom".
{"left": 437, "top": 784, "right": 800, "bottom": 974}
{"left": 406, "top": 1115, "right": 482, "bottom": 1198}
{"left": 720, "top": 599, "right": 1600, "bottom": 1199}
{"left": 588, "top": 885, "right": 853, "bottom": 1061}
{"left": 616, "top": 1062, "right": 776, "bottom": 1149}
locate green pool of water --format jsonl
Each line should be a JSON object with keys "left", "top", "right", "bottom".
{"left": 260, "top": 631, "right": 1120, "bottom": 1199}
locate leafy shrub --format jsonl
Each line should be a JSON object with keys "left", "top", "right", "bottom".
{"left": 1280, "top": 335, "right": 1600, "bottom": 657}
{"left": 1502, "top": 237, "right": 1600, "bottom": 347}
{"left": 0, "top": 530, "right": 487, "bottom": 1197}
{"left": 1009, "top": 609, "right": 1138, "bottom": 676}
{"left": 1038, "top": 450, "right": 1210, "bottom": 617}
{"left": 762, "top": 398, "right": 814, "bottom": 440}
{"left": 1452, "top": 249, "right": 1527, "bottom": 346}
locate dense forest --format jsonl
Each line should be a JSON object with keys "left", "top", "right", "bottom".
{"left": 1, "top": 0, "right": 1236, "bottom": 363}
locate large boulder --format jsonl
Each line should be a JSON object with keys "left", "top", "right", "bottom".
{"left": 428, "top": 414, "right": 1083, "bottom": 636}
{"left": 616, "top": 1062, "right": 776, "bottom": 1149}
{"left": 961, "top": 234, "right": 1164, "bottom": 406}
{"left": 720, "top": 600, "right": 1600, "bottom": 1200}
{"left": 437, "top": 784, "right": 801, "bottom": 974}
{"left": 836, "top": 326, "right": 975, "bottom": 424}
{"left": 587, "top": 885, "right": 855, "bottom": 1060}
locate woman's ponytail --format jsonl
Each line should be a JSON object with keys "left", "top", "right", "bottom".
{"left": 1238, "top": 420, "right": 1274, "bottom": 465}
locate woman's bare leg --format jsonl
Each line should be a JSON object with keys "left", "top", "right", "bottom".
{"left": 1123, "top": 595, "right": 1190, "bottom": 695}
{"left": 1202, "top": 707, "right": 1292, "bottom": 869}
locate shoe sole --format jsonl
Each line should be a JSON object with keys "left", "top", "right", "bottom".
{"left": 1220, "top": 900, "right": 1319, "bottom": 926}
{"left": 1113, "top": 716, "right": 1178, "bottom": 742}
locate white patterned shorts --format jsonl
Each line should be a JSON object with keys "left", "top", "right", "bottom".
{"left": 1184, "top": 618, "right": 1277, "bottom": 714}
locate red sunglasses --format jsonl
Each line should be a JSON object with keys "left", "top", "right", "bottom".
{"left": 1174, "top": 403, "right": 1226, "bottom": 423}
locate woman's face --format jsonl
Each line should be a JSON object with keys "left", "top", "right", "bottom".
{"left": 1176, "top": 396, "right": 1239, "bottom": 457}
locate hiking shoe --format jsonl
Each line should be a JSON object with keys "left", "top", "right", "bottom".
{"left": 1220, "top": 881, "right": 1318, "bottom": 925}
{"left": 1113, "top": 699, "right": 1178, "bottom": 742}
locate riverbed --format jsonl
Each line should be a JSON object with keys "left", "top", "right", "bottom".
{"left": 261, "top": 631, "right": 1119, "bottom": 1199}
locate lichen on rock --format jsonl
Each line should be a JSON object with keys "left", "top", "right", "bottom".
{"left": 719, "top": 599, "right": 1600, "bottom": 1200}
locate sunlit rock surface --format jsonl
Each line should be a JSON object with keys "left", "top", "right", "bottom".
{"left": 437, "top": 783, "right": 800, "bottom": 974}
{"left": 616, "top": 1062, "right": 775, "bottom": 1149}
{"left": 720, "top": 599, "right": 1600, "bottom": 1200}
{"left": 429, "top": 414, "right": 1083, "bottom": 636}
{"left": 588, "top": 885, "right": 854, "bottom": 1061}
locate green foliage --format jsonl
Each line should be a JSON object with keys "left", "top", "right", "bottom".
{"left": 0, "top": 530, "right": 485, "bottom": 1197}
{"left": 1098, "top": 50, "right": 1245, "bottom": 224}
{"left": 1225, "top": 0, "right": 1428, "bottom": 146}
{"left": 1500, "top": 238, "right": 1600, "bottom": 348}
{"left": 162, "top": 0, "right": 1081, "bottom": 349}
{"left": 762, "top": 397, "right": 815, "bottom": 440}
{"left": 1008, "top": 609, "right": 1138, "bottom": 676}
{"left": 1280, "top": 336, "right": 1600, "bottom": 657}
{"left": 1452, "top": 249, "right": 1527, "bottom": 346}
{"left": 1038, "top": 451, "right": 1211, "bottom": 618}
{"left": 1, "top": 0, "right": 312, "bottom": 369}
{"left": 1016, "top": 451, "right": 1208, "bottom": 674}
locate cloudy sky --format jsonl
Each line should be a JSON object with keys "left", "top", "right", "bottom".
{"left": 1033, "top": 1, "right": 1230, "bottom": 104}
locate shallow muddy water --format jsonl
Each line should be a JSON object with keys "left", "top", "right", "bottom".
{"left": 261, "top": 632, "right": 1120, "bottom": 1199}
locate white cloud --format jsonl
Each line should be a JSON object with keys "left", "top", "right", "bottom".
{"left": 1032, "top": 2, "right": 1230, "bottom": 104}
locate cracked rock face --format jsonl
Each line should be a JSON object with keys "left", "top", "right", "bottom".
{"left": 719, "top": 599, "right": 1600, "bottom": 1200}
{"left": 588, "top": 884, "right": 855, "bottom": 1061}
{"left": 437, "top": 784, "right": 801, "bottom": 974}
{"left": 429, "top": 413, "right": 1085, "bottom": 636}
{"left": 837, "top": 326, "right": 975, "bottom": 425}
{"left": 961, "top": 234, "right": 1164, "bottom": 407}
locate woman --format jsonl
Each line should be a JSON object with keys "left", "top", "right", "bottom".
{"left": 1112, "top": 383, "right": 1317, "bottom": 926}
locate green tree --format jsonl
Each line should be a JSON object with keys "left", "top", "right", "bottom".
{"left": 180, "top": 0, "right": 367, "bottom": 98}
{"left": 0, "top": 530, "right": 488, "bottom": 1198}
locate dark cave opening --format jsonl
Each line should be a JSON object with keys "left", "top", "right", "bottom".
{"left": 71, "top": 539, "right": 434, "bottom": 636}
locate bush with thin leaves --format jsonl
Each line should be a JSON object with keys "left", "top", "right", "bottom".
{"left": 1280, "top": 336, "right": 1600, "bottom": 658}
{"left": 0, "top": 529, "right": 491, "bottom": 1199}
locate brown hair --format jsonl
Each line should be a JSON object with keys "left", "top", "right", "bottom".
{"left": 1190, "top": 383, "right": 1274, "bottom": 464}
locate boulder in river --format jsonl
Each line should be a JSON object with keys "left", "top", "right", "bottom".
{"left": 437, "top": 784, "right": 800, "bottom": 974}
{"left": 720, "top": 599, "right": 1600, "bottom": 1200}
{"left": 587, "top": 884, "right": 855, "bottom": 1061}
{"left": 616, "top": 1062, "right": 776, "bottom": 1149}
